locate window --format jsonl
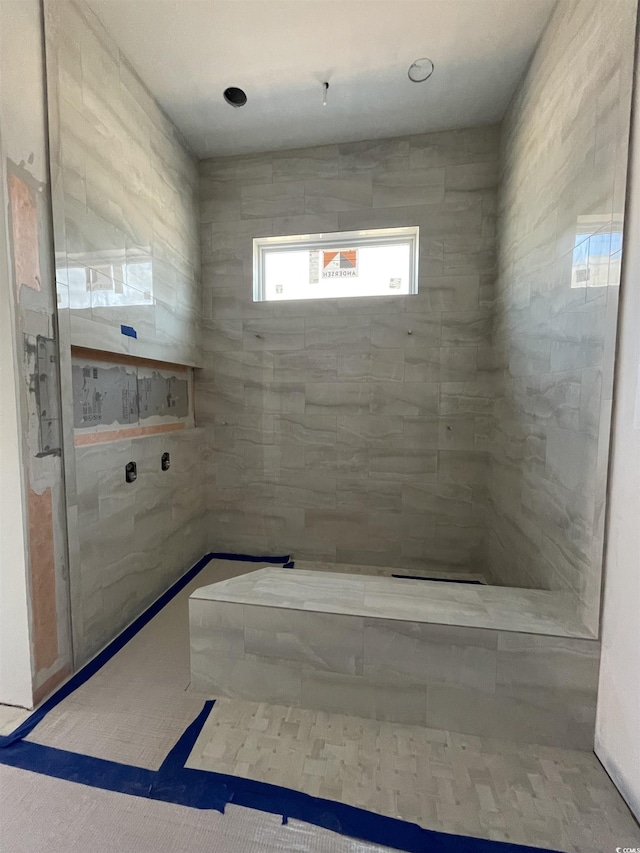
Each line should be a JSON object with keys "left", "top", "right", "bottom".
{"left": 253, "top": 226, "right": 419, "bottom": 302}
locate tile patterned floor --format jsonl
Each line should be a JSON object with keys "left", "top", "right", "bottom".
{"left": 186, "top": 698, "right": 640, "bottom": 853}
{"left": 12, "top": 557, "right": 639, "bottom": 853}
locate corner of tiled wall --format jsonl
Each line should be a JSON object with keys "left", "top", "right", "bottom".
{"left": 487, "top": 0, "right": 637, "bottom": 632}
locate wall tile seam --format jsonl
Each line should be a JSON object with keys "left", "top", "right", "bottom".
{"left": 199, "top": 140, "right": 501, "bottom": 177}
{"left": 200, "top": 165, "right": 500, "bottom": 196}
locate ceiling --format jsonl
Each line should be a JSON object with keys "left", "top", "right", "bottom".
{"left": 86, "top": 0, "right": 557, "bottom": 159}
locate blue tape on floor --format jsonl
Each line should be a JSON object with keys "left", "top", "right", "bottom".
{"left": 207, "top": 552, "right": 290, "bottom": 564}
{"left": 157, "top": 701, "right": 214, "bottom": 776}
{"left": 0, "top": 551, "right": 562, "bottom": 852}
{"left": 0, "top": 552, "right": 289, "bottom": 749}
{"left": 0, "top": 699, "right": 560, "bottom": 853}
{"left": 1, "top": 740, "right": 156, "bottom": 797}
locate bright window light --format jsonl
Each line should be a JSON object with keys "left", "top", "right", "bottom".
{"left": 253, "top": 227, "right": 419, "bottom": 302}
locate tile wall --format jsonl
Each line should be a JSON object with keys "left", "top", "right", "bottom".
{"left": 75, "top": 428, "right": 206, "bottom": 661}
{"left": 41, "top": 0, "right": 639, "bottom": 662}
{"left": 44, "top": 0, "right": 206, "bottom": 664}
{"left": 487, "top": 0, "right": 637, "bottom": 631}
{"left": 191, "top": 594, "right": 600, "bottom": 749}
{"left": 45, "top": 0, "right": 201, "bottom": 367}
{"left": 199, "top": 126, "right": 500, "bottom": 571}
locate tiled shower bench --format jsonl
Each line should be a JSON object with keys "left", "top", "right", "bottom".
{"left": 189, "top": 567, "right": 599, "bottom": 749}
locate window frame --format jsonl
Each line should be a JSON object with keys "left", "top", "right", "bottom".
{"left": 253, "top": 226, "right": 419, "bottom": 303}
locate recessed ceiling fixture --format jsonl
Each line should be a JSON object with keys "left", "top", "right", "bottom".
{"left": 223, "top": 86, "right": 247, "bottom": 107}
{"left": 408, "top": 58, "right": 434, "bottom": 83}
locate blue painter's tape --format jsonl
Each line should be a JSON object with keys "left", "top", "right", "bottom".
{"left": 1, "top": 740, "right": 156, "bottom": 798}
{"left": 0, "top": 552, "right": 289, "bottom": 749}
{"left": 157, "top": 701, "right": 214, "bottom": 776}
{"left": 0, "top": 701, "right": 562, "bottom": 853}
{"left": 0, "top": 551, "right": 564, "bottom": 852}
{"left": 120, "top": 324, "right": 137, "bottom": 338}
{"left": 207, "top": 552, "right": 290, "bottom": 564}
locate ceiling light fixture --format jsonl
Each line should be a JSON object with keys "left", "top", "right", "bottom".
{"left": 408, "top": 58, "right": 434, "bottom": 83}
{"left": 223, "top": 86, "right": 247, "bottom": 107}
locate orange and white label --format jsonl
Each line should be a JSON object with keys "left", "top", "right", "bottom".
{"left": 321, "top": 249, "right": 358, "bottom": 277}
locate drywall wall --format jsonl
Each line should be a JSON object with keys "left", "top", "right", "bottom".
{"left": 595, "top": 23, "right": 640, "bottom": 819}
{"left": 488, "top": 0, "right": 637, "bottom": 631}
{"left": 0, "top": 0, "right": 73, "bottom": 706}
{"left": 43, "top": 0, "right": 206, "bottom": 665}
{"left": 198, "top": 127, "right": 499, "bottom": 570}
{"left": 0, "top": 118, "right": 33, "bottom": 710}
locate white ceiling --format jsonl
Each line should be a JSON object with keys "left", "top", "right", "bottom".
{"left": 86, "top": 0, "right": 556, "bottom": 159}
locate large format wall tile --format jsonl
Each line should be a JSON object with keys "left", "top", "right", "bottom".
{"left": 362, "top": 619, "right": 498, "bottom": 693}
{"left": 75, "top": 429, "right": 208, "bottom": 662}
{"left": 46, "top": 0, "right": 201, "bottom": 367}
{"left": 199, "top": 126, "right": 500, "bottom": 571}
{"left": 243, "top": 606, "right": 364, "bottom": 674}
{"left": 190, "top": 587, "right": 600, "bottom": 748}
{"left": 45, "top": 0, "right": 205, "bottom": 665}
{"left": 487, "top": 0, "right": 636, "bottom": 631}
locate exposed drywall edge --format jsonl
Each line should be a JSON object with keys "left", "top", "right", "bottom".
{"left": 41, "top": 0, "right": 84, "bottom": 667}
{"left": 35, "top": 0, "right": 74, "bottom": 698}
{"left": 1, "top": 0, "right": 75, "bottom": 706}
{"left": 0, "top": 126, "right": 35, "bottom": 709}
{"left": 595, "top": 3, "right": 640, "bottom": 822}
